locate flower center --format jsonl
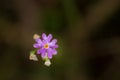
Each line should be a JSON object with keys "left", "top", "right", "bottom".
{"left": 44, "top": 44, "right": 49, "bottom": 49}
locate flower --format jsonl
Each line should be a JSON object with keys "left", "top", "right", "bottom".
{"left": 31, "top": 33, "right": 58, "bottom": 66}
{"left": 33, "top": 33, "right": 58, "bottom": 59}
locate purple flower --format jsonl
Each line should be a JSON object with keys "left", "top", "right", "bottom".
{"left": 33, "top": 33, "right": 58, "bottom": 59}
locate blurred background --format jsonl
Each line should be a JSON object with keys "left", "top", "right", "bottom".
{"left": 0, "top": 0, "right": 120, "bottom": 80}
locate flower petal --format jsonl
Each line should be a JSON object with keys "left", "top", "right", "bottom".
{"left": 47, "top": 34, "right": 52, "bottom": 42}
{"left": 42, "top": 33, "right": 47, "bottom": 40}
{"left": 48, "top": 53, "right": 52, "bottom": 59}
{"left": 47, "top": 48, "right": 53, "bottom": 59}
{"left": 35, "top": 38, "right": 42, "bottom": 43}
{"left": 52, "top": 49, "right": 57, "bottom": 55}
{"left": 52, "top": 45, "right": 58, "bottom": 48}
{"left": 42, "top": 39, "right": 48, "bottom": 44}
{"left": 33, "top": 43, "right": 41, "bottom": 48}
{"left": 40, "top": 48, "right": 47, "bottom": 58}
{"left": 41, "top": 53, "right": 46, "bottom": 58}
{"left": 49, "top": 39, "right": 57, "bottom": 46}
{"left": 37, "top": 49, "right": 41, "bottom": 54}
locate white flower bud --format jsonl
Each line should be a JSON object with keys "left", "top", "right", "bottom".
{"left": 33, "top": 34, "right": 40, "bottom": 39}
{"left": 44, "top": 60, "right": 51, "bottom": 66}
{"left": 29, "top": 53, "right": 38, "bottom": 61}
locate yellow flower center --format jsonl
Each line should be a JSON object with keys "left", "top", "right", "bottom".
{"left": 44, "top": 44, "right": 49, "bottom": 49}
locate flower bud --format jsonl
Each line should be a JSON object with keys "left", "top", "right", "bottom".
{"left": 44, "top": 60, "right": 51, "bottom": 66}
{"left": 29, "top": 53, "right": 38, "bottom": 61}
{"left": 33, "top": 34, "right": 40, "bottom": 39}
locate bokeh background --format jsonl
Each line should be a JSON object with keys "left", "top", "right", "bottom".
{"left": 0, "top": 0, "right": 120, "bottom": 80}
